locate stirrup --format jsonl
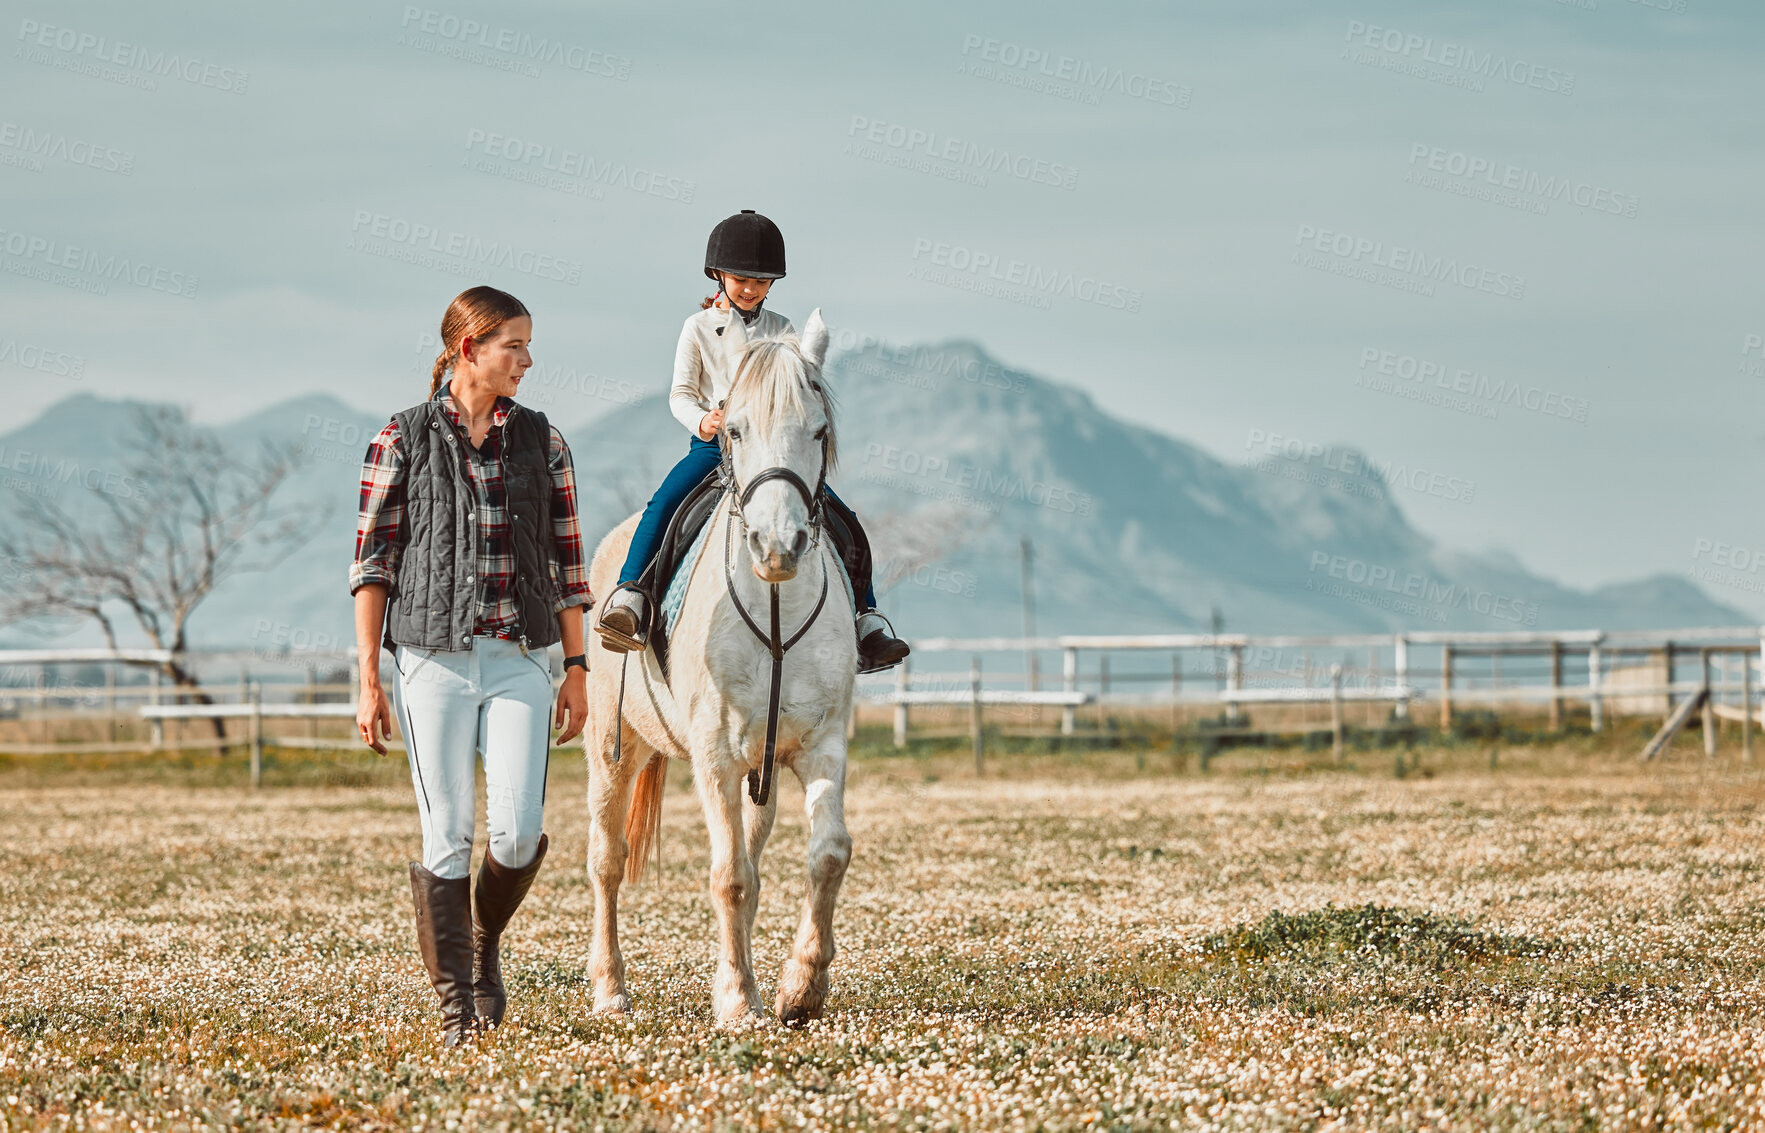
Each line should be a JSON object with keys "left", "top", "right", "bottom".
{"left": 595, "top": 583, "right": 651, "bottom": 654}
{"left": 856, "top": 608, "right": 909, "bottom": 675}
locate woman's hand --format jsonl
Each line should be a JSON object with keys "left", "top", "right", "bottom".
{"left": 697, "top": 408, "right": 725, "bottom": 440}
{"left": 358, "top": 679, "right": 394, "bottom": 755}
{"left": 554, "top": 668, "right": 588, "bottom": 745}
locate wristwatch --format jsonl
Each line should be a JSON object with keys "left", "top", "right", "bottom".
{"left": 564, "top": 654, "right": 588, "bottom": 673}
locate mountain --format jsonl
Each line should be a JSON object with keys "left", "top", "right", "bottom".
{"left": 0, "top": 340, "right": 1750, "bottom": 652}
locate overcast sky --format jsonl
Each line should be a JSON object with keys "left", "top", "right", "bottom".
{"left": 3, "top": 0, "right": 1762, "bottom": 610}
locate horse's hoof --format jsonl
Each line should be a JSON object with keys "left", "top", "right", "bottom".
{"left": 714, "top": 1002, "right": 772, "bottom": 1032}
{"left": 593, "top": 993, "right": 633, "bottom": 1016}
{"left": 775, "top": 961, "right": 827, "bottom": 1025}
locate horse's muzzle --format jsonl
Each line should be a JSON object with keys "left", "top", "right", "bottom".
{"left": 747, "top": 528, "right": 806, "bottom": 582}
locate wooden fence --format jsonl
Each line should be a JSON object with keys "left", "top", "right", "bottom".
{"left": 3, "top": 625, "right": 1762, "bottom": 766}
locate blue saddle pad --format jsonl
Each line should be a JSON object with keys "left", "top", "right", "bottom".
{"left": 660, "top": 514, "right": 716, "bottom": 642}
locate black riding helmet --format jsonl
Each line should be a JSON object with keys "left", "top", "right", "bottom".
{"left": 705, "top": 210, "right": 786, "bottom": 282}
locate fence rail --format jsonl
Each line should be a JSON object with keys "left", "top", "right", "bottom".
{"left": 3, "top": 624, "right": 1763, "bottom": 768}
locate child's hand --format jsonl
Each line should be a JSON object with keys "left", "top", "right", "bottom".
{"left": 697, "top": 408, "right": 725, "bottom": 440}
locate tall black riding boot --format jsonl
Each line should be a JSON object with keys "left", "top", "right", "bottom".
{"left": 409, "top": 862, "right": 480, "bottom": 1047}
{"left": 472, "top": 833, "right": 549, "bottom": 1027}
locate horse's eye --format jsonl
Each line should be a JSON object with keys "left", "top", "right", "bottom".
{"left": 727, "top": 428, "right": 741, "bottom": 442}
{"left": 813, "top": 427, "right": 827, "bottom": 441}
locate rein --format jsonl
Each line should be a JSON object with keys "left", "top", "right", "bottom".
{"left": 716, "top": 378, "right": 834, "bottom": 806}
{"left": 720, "top": 477, "right": 830, "bottom": 806}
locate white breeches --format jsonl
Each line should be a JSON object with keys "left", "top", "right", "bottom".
{"left": 391, "top": 636, "right": 552, "bottom": 879}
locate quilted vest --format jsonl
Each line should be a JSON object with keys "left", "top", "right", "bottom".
{"left": 383, "top": 398, "right": 558, "bottom": 651}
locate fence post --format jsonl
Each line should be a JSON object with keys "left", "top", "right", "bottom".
{"left": 1661, "top": 643, "right": 1675, "bottom": 725}
{"left": 1589, "top": 641, "right": 1604, "bottom": 733}
{"left": 892, "top": 657, "right": 909, "bottom": 749}
{"left": 1744, "top": 648, "right": 1755, "bottom": 764}
{"left": 1330, "top": 663, "right": 1344, "bottom": 764}
{"left": 1226, "top": 645, "right": 1243, "bottom": 724}
{"left": 1098, "top": 654, "right": 1110, "bottom": 730}
{"left": 1439, "top": 645, "right": 1454, "bottom": 732}
{"left": 1170, "top": 653, "right": 1181, "bottom": 736}
{"left": 970, "top": 656, "right": 984, "bottom": 775}
{"left": 249, "top": 682, "right": 263, "bottom": 790}
{"left": 1549, "top": 640, "right": 1563, "bottom": 730}
{"left": 1393, "top": 635, "right": 1409, "bottom": 720}
{"left": 306, "top": 663, "right": 319, "bottom": 743}
{"left": 150, "top": 667, "right": 163, "bottom": 750}
{"left": 1701, "top": 650, "right": 1717, "bottom": 759}
{"left": 1061, "top": 647, "right": 1077, "bottom": 736}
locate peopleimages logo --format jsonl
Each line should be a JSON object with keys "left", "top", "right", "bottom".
{"left": 15, "top": 19, "right": 249, "bottom": 93}
{"left": 1406, "top": 145, "right": 1638, "bottom": 218}
{"left": 1742, "top": 334, "right": 1765, "bottom": 379}
{"left": 846, "top": 115, "right": 1079, "bottom": 191}
{"left": 1687, "top": 538, "right": 1765, "bottom": 596}
{"left": 0, "top": 336, "right": 85, "bottom": 379}
{"left": 862, "top": 443, "right": 1093, "bottom": 517}
{"left": 0, "top": 122, "right": 135, "bottom": 175}
{"left": 1307, "top": 551, "right": 1541, "bottom": 626}
{"left": 462, "top": 128, "right": 694, "bottom": 202}
{"left": 0, "top": 443, "right": 146, "bottom": 502}
{"left": 0, "top": 227, "right": 200, "bottom": 298}
{"left": 347, "top": 210, "right": 583, "bottom": 285}
{"left": 1246, "top": 428, "right": 1476, "bottom": 503}
{"left": 831, "top": 329, "right": 1030, "bottom": 395}
{"left": 1342, "top": 21, "right": 1574, "bottom": 95}
{"left": 958, "top": 33, "right": 1189, "bottom": 107}
{"left": 910, "top": 238, "right": 1142, "bottom": 313}
{"left": 1357, "top": 348, "right": 1589, "bottom": 424}
{"left": 398, "top": 7, "right": 630, "bottom": 79}
{"left": 1293, "top": 224, "right": 1526, "bottom": 300}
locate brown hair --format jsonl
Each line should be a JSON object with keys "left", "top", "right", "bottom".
{"left": 429, "top": 286, "right": 530, "bottom": 397}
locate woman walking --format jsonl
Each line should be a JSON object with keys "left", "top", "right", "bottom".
{"left": 351, "top": 285, "right": 593, "bottom": 1046}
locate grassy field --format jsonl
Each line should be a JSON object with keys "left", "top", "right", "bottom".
{"left": 2, "top": 737, "right": 1763, "bottom": 1130}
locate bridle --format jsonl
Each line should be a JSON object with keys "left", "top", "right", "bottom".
{"left": 715, "top": 366, "right": 833, "bottom": 806}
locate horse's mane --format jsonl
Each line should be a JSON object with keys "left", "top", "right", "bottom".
{"left": 724, "top": 336, "right": 838, "bottom": 476}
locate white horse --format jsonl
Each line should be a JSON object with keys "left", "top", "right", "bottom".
{"left": 583, "top": 310, "right": 856, "bottom": 1027}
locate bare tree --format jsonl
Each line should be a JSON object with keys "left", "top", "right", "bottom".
{"left": 0, "top": 407, "right": 329, "bottom": 725}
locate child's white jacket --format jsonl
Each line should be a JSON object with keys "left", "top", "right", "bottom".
{"left": 668, "top": 305, "right": 795, "bottom": 436}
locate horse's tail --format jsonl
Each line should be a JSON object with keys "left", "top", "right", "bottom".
{"left": 623, "top": 754, "right": 666, "bottom": 884}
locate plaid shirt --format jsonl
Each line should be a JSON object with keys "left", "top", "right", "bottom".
{"left": 349, "top": 387, "right": 593, "bottom": 638}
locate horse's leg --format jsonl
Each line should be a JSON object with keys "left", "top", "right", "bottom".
{"left": 775, "top": 738, "right": 853, "bottom": 1024}
{"left": 587, "top": 719, "right": 642, "bottom": 1015}
{"left": 696, "top": 761, "right": 766, "bottom": 1026}
{"left": 741, "top": 785, "right": 778, "bottom": 946}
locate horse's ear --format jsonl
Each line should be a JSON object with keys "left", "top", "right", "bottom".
{"left": 801, "top": 307, "right": 829, "bottom": 369}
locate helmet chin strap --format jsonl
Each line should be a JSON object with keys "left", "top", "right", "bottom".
{"left": 716, "top": 273, "right": 764, "bottom": 324}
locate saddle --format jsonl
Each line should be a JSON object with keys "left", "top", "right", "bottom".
{"left": 635, "top": 470, "right": 874, "bottom": 678}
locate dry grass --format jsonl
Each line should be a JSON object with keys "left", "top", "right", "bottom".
{"left": 2, "top": 741, "right": 1763, "bottom": 1130}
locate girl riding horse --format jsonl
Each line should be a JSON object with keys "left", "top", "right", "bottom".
{"left": 594, "top": 210, "right": 909, "bottom": 673}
